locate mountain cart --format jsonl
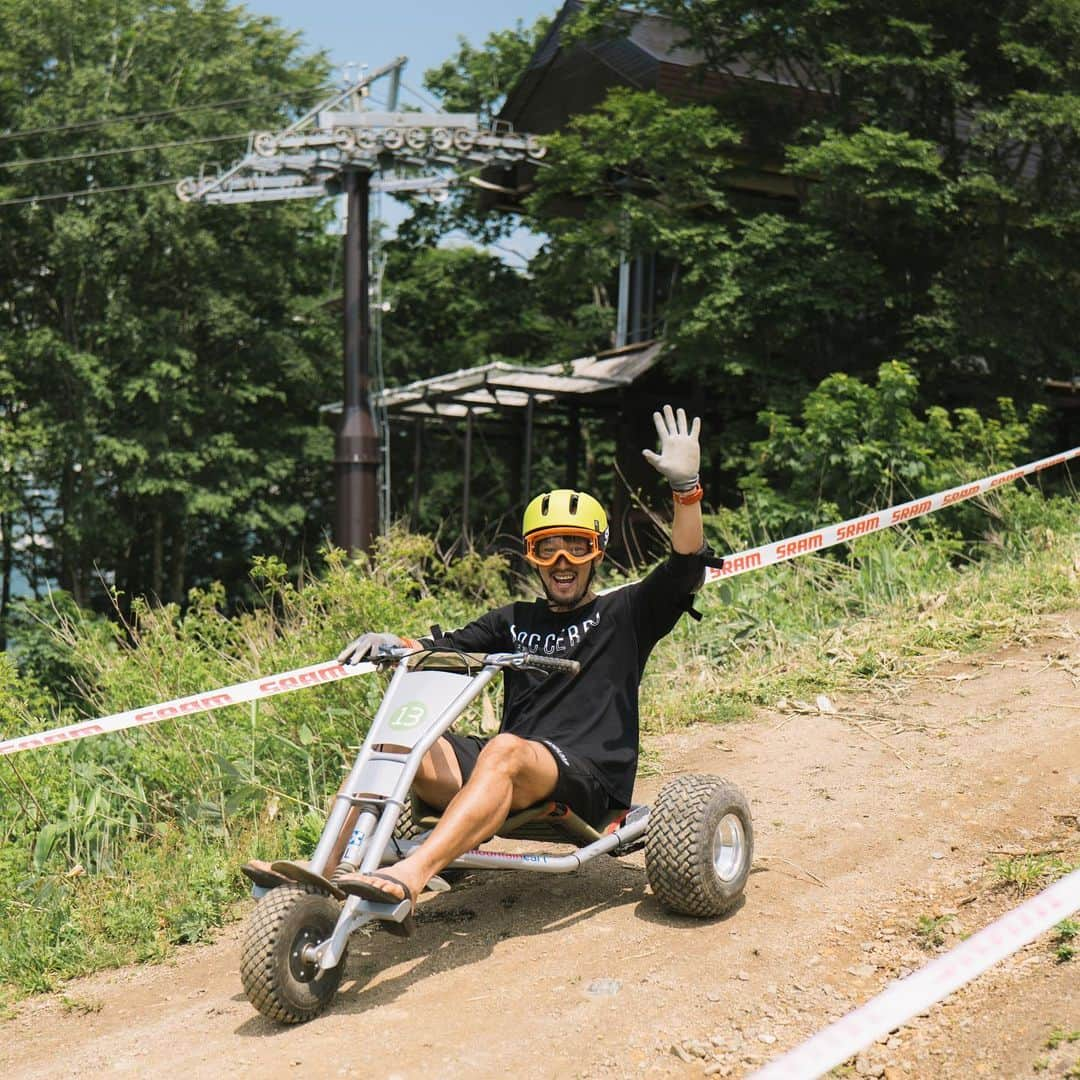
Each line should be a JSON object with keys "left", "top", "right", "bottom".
{"left": 239, "top": 646, "right": 754, "bottom": 1023}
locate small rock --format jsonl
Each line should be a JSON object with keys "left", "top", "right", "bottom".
{"left": 930, "top": 852, "right": 945, "bottom": 860}
{"left": 757, "top": 1033, "right": 777, "bottom": 1045}
{"left": 671, "top": 1045, "right": 695, "bottom": 1064}
{"left": 585, "top": 978, "right": 622, "bottom": 997}
{"left": 682, "top": 1039, "right": 711, "bottom": 1059}
{"left": 736, "top": 971, "right": 750, "bottom": 981}
{"left": 847, "top": 963, "right": 877, "bottom": 978}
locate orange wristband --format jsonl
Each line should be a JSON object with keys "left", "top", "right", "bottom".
{"left": 672, "top": 484, "right": 704, "bottom": 505}
{"left": 400, "top": 637, "right": 421, "bottom": 650}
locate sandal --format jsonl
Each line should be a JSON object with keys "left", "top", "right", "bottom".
{"left": 240, "top": 859, "right": 296, "bottom": 890}
{"left": 335, "top": 871, "right": 417, "bottom": 938}
{"left": 269, "top": 859, "right": 346, "bottom": 901}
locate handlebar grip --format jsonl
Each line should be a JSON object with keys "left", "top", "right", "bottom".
{"left": 522, "top": 654, "right": 581, "bottom": 677}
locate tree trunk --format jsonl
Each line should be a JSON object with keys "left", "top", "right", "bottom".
{"left": 169, "top": 516, "right": 187, "bottom": 605}
{"left": 60, "top": 464, "right": 88, "bottom": 607}
{"left": 0, "top": 510, "right": 12, "bottom": 651}
{"left": 152, "top": 509, "right": 164, "bottom": 601}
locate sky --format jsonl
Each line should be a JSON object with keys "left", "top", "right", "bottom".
{"left": 241, "top": 1, "right": 562, "bottom": 257}
{"left": 243, "top": 1, "right": 561, "bottom": 85}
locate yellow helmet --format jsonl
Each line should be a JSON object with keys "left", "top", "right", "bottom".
{"left": 522, "top": 489, "right": 609, "bottom": 567}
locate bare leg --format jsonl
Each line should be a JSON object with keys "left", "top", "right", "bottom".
{"left": 337, "top": 734, "right": 558, "bottom": 904}
{"left": 410, "top": 736, "right": 466, "bottom": 810}
{"left": 246, "top": 740, "right": 469, "bottom": 886}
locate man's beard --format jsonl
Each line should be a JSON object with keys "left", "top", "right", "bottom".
{"left": 541, "top": 562, "right": 595, "bottom": 610}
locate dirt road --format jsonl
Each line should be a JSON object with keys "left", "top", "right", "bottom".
{"left": 3, "top": 614, "right": 1078, "bottom": 1080}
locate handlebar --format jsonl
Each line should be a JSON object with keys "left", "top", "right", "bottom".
{"left": 375, "top": 644, "right": 580, "bottom": 678}
{"left": 516, "top": 653, "right": 581, "bottom": 677}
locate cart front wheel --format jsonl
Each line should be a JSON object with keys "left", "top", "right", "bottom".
{"left": 645, "top": 774, "right": 753, "bottom": 917}
{"left": 240, "top": 883, "right": 345, "bottom": 1023}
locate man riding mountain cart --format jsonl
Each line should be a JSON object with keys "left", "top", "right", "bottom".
{"left": 237, "top": 406, "right": 753, "bottom": 1022}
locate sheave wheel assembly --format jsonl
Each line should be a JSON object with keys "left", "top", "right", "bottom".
{"left": 645, "top": 774, "right": 754, "bottom": 917}
{"left": 240, "top": 883, "right": 345, "bottom": 1023}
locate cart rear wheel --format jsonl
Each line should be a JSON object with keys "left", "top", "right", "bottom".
{"left": 240, "top": 883, "right": 345, "bottom": 1023}
{"left": 645, "top": 774, "right": 753, "bottom": 917}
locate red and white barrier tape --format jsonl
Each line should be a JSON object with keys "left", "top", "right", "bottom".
{"left": 750, "top": 868, "right": 1080, "bottom": 1079}
{"left": 1, "top": 446, "right": 1075, "bottom": 758}
{"left": 0, "top": 659, "right": 373, "bottom": 757}
{"left": 701, "top": 446, "right": 1079, "bottom": 586}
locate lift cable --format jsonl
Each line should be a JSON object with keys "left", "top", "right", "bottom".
{"left": 0, "top": 176, "right": 181, "bottom": 209}
{"left": 0, "top": 131, "right": 249, "bottom": 172}
{"left": 400, "top": 81, "right": 446, "bottom": 113}
{"left": 0, "top": 85, "right": 335, "bottom": 145}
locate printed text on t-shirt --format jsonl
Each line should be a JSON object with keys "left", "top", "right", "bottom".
{"left": 509, "top": 610, "right": 601, "bottom": 655}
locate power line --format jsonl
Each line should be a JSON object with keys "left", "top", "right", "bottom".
{"left": 0, "top": 131, "right": 249, "bottom": 172}
{"left": 0, "top": 85, "right": 334, "bottom": 145}
{"left": 0, "top": 177, "right": 179, "bottom": 209}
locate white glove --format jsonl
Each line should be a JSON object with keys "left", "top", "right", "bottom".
{"left": 337, "top": 632, "right": 405, "bottom": 666}
{"left": 642, "top": 404, "right": 701, "bottom": 491}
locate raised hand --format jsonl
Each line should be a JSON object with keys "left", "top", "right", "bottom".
{"left": 641, "top": 404, "right": 701, "bottom": 491}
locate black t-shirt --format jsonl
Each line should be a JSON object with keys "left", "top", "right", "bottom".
{"left": 431, "top": 550, "right": 709, "bottom": 807}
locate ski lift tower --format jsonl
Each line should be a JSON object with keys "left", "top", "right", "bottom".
{"left": 177, "top": 58, "right": 546, "bottom": 553}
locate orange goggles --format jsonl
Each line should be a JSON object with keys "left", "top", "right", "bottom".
{"left": 523, "top": 528, "right": 604, "bottom": 568}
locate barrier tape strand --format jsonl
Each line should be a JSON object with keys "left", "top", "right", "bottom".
{"left": 0, "top": 659, "right": 373, "bottom": 757}
{"left": 703, "top": 446, "right": 1079, "bottom": 585}
{"left": 749, "top": 868, "right": 1080, "bottom": 1079}
{"left": 1, "top": 445, "right": 1075, "bottom": 758}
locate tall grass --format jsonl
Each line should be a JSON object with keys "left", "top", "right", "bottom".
{"left": 640, "top": 485, "right": 1080, "bottom": 726}
{"left": 0, "top": 532, "right": 509, "bottom": 1003}
{"left": 0, "top": 486, "right": 1077, "bottom": 1008}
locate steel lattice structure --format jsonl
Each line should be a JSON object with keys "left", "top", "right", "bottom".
{"left": 176, "top": 57, "right": 546, "bottom": 552}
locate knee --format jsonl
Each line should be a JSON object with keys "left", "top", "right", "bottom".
{"left": 474, "top": 734, "right": 529, "bottom": 778}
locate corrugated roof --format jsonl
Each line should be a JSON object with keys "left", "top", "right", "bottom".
{"left": 353, "top": 340, "right": 664, "bottom": 419}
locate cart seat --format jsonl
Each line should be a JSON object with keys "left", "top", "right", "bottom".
{"left": 410, "top": 796, "right": 631, "bottom": 848}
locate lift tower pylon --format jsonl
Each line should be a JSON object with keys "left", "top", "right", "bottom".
{"left": 337, "top": 167, "right": 378, "bottom": 553}
{"left": 177, "top": 58, "right": 546, "bottom": 553}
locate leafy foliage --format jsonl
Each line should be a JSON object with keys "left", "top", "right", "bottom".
{"left": 0, "top": 0, "right": 339, "bottom": 619}
{"left": 547, "top": 0, "right": 1080, "bottom": 421}
{"left": 736, "top": 360, "right": 1047, "bottom": 537}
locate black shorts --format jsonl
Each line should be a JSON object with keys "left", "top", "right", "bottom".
{"left": 443, "top": 733, "right": 619, "bottom": 830}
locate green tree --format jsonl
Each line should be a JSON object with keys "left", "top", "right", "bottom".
{"left": 739, "top": 360, "right": 1047, "bottom": 537}
{"left": 544, "top": 1, "right": 1080, "bottom": 423}
{"left": 0, "top": 0, "right": 339, "bottom": 614}
{"left": 396, "top": 15, "right": 555, "bottom": 249}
